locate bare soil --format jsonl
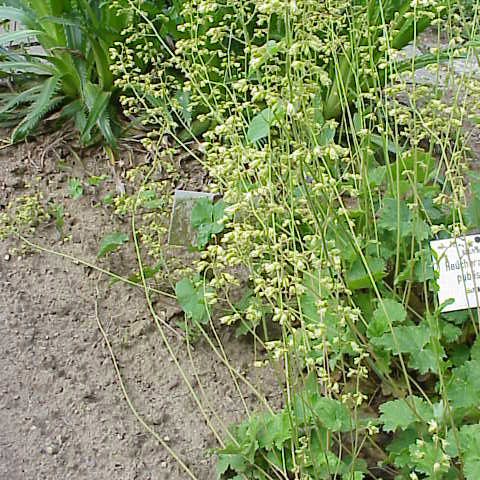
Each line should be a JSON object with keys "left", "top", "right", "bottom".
{"left": 0, "top": 133, "right": 281, "bottom": 480}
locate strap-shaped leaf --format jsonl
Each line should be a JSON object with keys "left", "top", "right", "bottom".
{"left": 11, "top": 75, "right": 61, "bottom": 142}
{"left": 88, "top": 35, "right": 113, "bottom": 90}
{"left": 0, "top": 61, "right": 55, "bottom": 75}
{"left": 0, "top": 30, "right": 42, "bottom": 46}
{"left": 96, "top": 107, "right": 117, "bottom": 150}
{"left": 395, "top": 40, "right": 480, "bottom": 75}
{"left": 39, "top": 16, "right": 82, "bottom": 29}
{"left": 78, "top": 0, "right": 101, "bottom": 31}
{"left": 0, "top": 6, "right": 35, "bottom": 26}
{"left": 81, "top": 82, "right": 115, "bottom": 148}
{"left": 0, "top": 84, "right": 42, "bottom": 114}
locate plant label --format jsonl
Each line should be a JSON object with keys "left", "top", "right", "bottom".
{"left": 168, "top": 190, "right": 214, "bottom": 246}
{"left": 430, "top": 234, "right": 480, "bottom": 312}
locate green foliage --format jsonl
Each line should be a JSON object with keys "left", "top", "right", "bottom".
{"left": 48, "top": 202, "right": 64, "bottom": 235}
{"left": 67, "top": 177, "right": 83, "bottom": 199}
{"left": 367, "top": 299, "right": 407, "bottom": 338}
{"left": 247, "top": 106, "right": 284, "bottom": 144}
{"left": 378, "top": 199, "right": 413, "bottom": 237}
{"left": 216, "top": 381, "right": 360, "bottom": 479}
{"left": 175, "top": 277, "right": 209, "bottom": 325}
{"left": 111, "top": 0, "right": 455, "bottom": 146}
{"left": 379, "top": 396, "right": 433, "bottom": 433}
{"left": 445, "top": 357, "right": 480, "bottom": 416}
{"left": 0, "top": 192, "right": 50, "bottom": 239}
{"left": 112, "top": 0, "right": 480, "bottom": 478}
{"left": 87, "top": 174, "right": 108, "bottom": 186}
{"left": 0, "top": 0, "right": 128, "bottom": 147}
{"left": 346, "top": 257, "right": 386, "bottom": 290}
{"left": 447, "top": 424, "right": 480, "bottom": 479}
{"left": 190, "top": 197, "right": 226, "bottom": 249}
{"left": 97, "top": 231, "right": 128, "bottom": 257}
{"left": 372, "top": 324, "right": 440, "bottom": 374}
{"left": 175, "top": 275, "right": 213, "bottom": 336}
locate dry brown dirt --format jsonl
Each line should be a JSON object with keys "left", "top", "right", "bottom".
{"left": 0, "top": 133, "right": 281, "bottom": 480}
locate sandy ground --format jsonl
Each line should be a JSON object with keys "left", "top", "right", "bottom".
{"left": 0, "top": 135, "right": 281, "bottom": 480}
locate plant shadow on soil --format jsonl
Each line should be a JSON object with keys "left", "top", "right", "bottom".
{"left": 0, "top": 133, "right": 283, "bottom": 480}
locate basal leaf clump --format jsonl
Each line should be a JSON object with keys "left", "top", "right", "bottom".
{"left": 0, "top": 0, "right": 131, "bottom": 148}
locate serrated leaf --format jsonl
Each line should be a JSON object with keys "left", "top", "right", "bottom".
{"left": 216, "top": 453, "right": 247, "bottom": 477}
{"left": 346, "top": 257, "right": 385, "bottom": 290}
{"left": 311, "top": 451, "right": 346, "bottom": 478}
{"left": 97, "top": 231, "right": 128, "bottom": 257}
{"left": 312, "top": 396, "right": 351, "bottom": 432}
{"left": 96, "top": 107, "right": 117, "bottom": 150}
{"left": 377, "top": 324, "right": 430, "bottom": 353}
{"left": 439, "top": 319, "right": 462, "bottom": 343}
{"left": 379, "top": 396, "right": 433, "bottom": 432}
{"left": 423, "top": 196, "right": 444, "bottom": 222}
{"left": 386, "top": 427, "right": 418, "bottom": 468}
{"left": 128, "top": 261, "right": 163, "bottom": 284}
{"left": 443, "top": 309, "right": 470, "bottom": 325}
{"left": 408, "top": 344, "right": 439, "bottom": 373}
{"left": 256, "top": 411, "right": 291, "bottom": 450}
{"left": 371, "top": 324, "right": 440, "bottom": 373}
{"left": 409, "top": 440, "right": 450, "bottom": 477}
{"left": 446, "top": 424, "right": 480, "bottom": 480}
{"left": 11, "top": 76, "right": 61, "bottom": 142}
{"left": 411, "top": 218, "right": 431, "bottom": 241}
{"left": 0, "top": 61, "right": 55, "bottom": 75}
{"left": 196, "top": 223, "right": 213, "bottom": 249}
{"left": 367, "top": 299, "right": 407, "bottom": 338}
{"left": 110, "top": 261, "right": 163, "bottom": 286}
{"left": 190, "top": 197, "right": 225, "bottom": 249}
{"left": 446, "top": 359, "right": 480, "bottom": 412}
{"left": 139, "top": 189, "right": 162, "bottom": 209}
{"left": 378, "top": 198, "right": 412, "bottom": 236}
{"left": 293, "top": 389, "right": 351, "bottom": 432}
{"left": 175, "top": 278, "right": 209, "bottom": 325}
{"left": 0, "top": 84, "right": 43, "bottom": 115}
{"left": 191, "top": 197, "right": 212, "bottom": 228}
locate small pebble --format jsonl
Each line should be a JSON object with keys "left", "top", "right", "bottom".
{"left": 46, "top": 445, "right": 59, "bottom": 455}
{"left": 4, "top": 254, "right": 10, "bottom": 261}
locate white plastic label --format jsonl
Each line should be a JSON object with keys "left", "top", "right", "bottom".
{"left": 430, "top": 234, "right": 480, "bottom": 312}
